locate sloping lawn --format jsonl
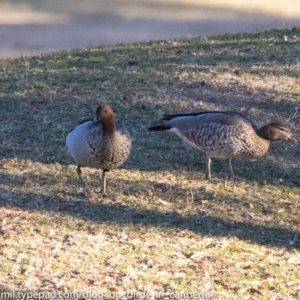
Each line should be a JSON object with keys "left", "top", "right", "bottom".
{"left": 0, "top": 28, "right": 300, "bottom": 299}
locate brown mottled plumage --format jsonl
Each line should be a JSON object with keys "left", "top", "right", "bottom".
{"left": 148, "top": 110, "right": 295, "bottom": 179}
{"left": 66, "top": 105, "right": 131, "bottom": 198}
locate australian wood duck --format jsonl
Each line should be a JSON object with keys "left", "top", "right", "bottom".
{"left": 66, "top": 104, "right": 131, "bottom": 198}
{"left": 148, "top": 110, "right": 295, "bottom": 179}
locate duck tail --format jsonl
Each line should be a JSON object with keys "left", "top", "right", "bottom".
{"left": 162, "top": 112, "right": 203, "bottom": 120}
{"left": 148, "top": 125, "right": 171, "bottom": 131}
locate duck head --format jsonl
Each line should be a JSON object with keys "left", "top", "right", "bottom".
{"left": 257, "top": 122, "right": 296, "bottom": 142}
{"left": 94, "top": 104, "right": 115, "bottom": 125}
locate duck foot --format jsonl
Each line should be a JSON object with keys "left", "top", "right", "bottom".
{"left": 98, "top": 192, "right": 117, "bottom": 201}
{"left": 206, "top": 177, "right": 223, "bottom": 183}
{"left": 84, "top": 186, "right": 98, "bottom": 199}
{"left": 228, "top": 175, "right": 245, "bottom": 182}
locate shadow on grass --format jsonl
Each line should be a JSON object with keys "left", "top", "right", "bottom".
{"left": 0, "top": 172, "right": 299, "bottom": 250}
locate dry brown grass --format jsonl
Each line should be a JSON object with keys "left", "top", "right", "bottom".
{"left": 0, "top": 29, "right": 300, "bottom": 299}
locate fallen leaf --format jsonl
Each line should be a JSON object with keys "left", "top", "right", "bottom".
{"left": 288, "top": 255, "right": 300, "bottom": 264}
{"left": 157, "top": 199, "right": 171, "bottom": 206}
{"left": 174, "top": 272, "right": 186, "bottom": 278}
{"left": 189, "top": 251, "right": 211, "bottom": 260}
{"left": 247, "top": 288, "right": 263, "bottom": 296}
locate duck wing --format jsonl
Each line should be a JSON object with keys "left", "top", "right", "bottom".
{"left": 162, "top": 110, "right": 258, "bottom": 131}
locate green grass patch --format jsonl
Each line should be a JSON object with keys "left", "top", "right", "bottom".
{"left": 0, "top": 28, "right": 300, "bottom": 299}
{"left": 33, "top": 81, "right": 49, "bottom": 89}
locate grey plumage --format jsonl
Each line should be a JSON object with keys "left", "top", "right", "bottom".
{"left": 66, "top": 104, "right": 131, "bottom": 198}
{"left": 148, "top": 110, "right": 295, "bottom": 179}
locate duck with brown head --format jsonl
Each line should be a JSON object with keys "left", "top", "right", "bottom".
{"left": 95, "top": 105, "right": 116, "bottom": 133}
{"left": 256, "top": 122, "right": 295, "bottom": 143}
{"left": 149, "top": 110, "right": 295, "bottom": 179}
{"left": 66, "top": 104, "right": 131, "bottom": 198}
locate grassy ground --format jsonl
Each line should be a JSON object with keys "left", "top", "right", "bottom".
{"left": 0, "top": 29, "right": 300, "bottom": 299}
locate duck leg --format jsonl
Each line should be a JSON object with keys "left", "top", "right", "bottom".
{"left": 226, "top": 158, "right": 235, "bottom": 179}
{"left": 205, "top": 157, "right": 212, "bottom": 179}
{"left": 100, "top": 169, "right": 109, "bottom": 196}
{"left": 76, "top": 165, "right": 97, "bottom": 199}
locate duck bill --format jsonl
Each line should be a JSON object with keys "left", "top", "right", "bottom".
{"left": 288, "top": 136, "right": 296, "bottom": 143}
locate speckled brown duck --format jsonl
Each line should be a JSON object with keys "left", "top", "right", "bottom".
{"left": 66, "top": 104, "right": 131, "bottom": 198}
{"left": 148, "top": 110, "right": 295, "bottom": 179}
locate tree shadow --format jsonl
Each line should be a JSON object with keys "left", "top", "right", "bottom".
{"left": 0, "top": 172, "right": 299, "bottom": 250}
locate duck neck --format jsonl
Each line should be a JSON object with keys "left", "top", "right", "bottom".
{"left": 102, "top": 122, "right": 115, "bottom": 135}
{"left": 255, "top": 126, "right": 272, "bottom": 154}
{"left": 256, "top": 125, "right": 273, "bottom": 142}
